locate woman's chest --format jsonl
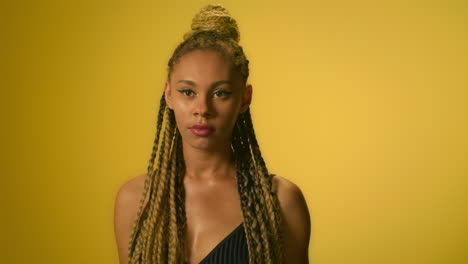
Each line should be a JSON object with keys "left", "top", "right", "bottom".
{"left": 184, "top": 177, "right": 242, "bottom": 223}
{"left": 183, "top": 179, "right": 244, "bottom": 263}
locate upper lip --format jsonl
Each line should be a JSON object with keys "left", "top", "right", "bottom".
{"left": 190, "top": 124, "right": 215, "bottom": 130}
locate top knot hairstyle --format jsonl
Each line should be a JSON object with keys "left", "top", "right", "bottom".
{"left": 184, "top": 4, "right": 240, "bottom": 43}
{"left": 168, "top": 4, "right": 248, "bottom": 84}
{"left": 127, "top": 4, "right": 284, "bottom": 264}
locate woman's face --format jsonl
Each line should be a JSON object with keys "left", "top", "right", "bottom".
{"left": 165, "top": 50, "right": 252, "bottom": 151}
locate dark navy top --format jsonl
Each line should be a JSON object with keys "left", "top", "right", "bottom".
{"left": 198, "top": 222, "right": 249, "bottom": 264}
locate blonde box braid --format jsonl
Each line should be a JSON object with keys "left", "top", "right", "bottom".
{"left": 128, "top": 97, "right": 185, "bottom": 263}
{"left": 128, "top": 4, "right": 283, "bottom": 264}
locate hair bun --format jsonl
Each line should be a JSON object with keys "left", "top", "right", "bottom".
{"left": 183, "top": 4, "right": 240, "bottom": 43}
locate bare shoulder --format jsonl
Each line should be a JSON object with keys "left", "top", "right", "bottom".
{"left": 272, "top": 175, "right": 301, "bottom": 197}
{"left": 272, "top": 175, "right": 309, "bottom": 214}
{"left": 272, "top": 175, "right": 311, "bottom": 263}
{"left": 114, "top": 173, "right": 147, "bottom": 264}
{"left": 117, "top": 174, "right": 147, "bottom": 199}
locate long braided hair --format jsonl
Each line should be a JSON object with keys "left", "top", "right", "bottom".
{"left": 127, "top": 4, "right": 283, "bottom": 263}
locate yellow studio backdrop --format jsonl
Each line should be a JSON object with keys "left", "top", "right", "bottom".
{"left": 3, "top": 0, "right": 467, "bottom": 263}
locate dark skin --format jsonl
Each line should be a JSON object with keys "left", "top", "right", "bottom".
{"left": 114, "top": 50, "right": 311, "bottom": 264}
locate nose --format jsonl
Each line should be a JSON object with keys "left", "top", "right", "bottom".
{"left": 193, "top": 95, "right": 212, "bottom": 118}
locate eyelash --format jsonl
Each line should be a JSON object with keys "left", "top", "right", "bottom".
{"left": 177, "top": 89, "right": 232, "bottom": 98}
{"left": 213, "top": 90, "right": 232, "bottom": 98}
{"left": 178, "top": 89, "right": 195, "bottom": 96}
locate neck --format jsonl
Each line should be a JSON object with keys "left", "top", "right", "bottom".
{"left": 181, "top": 142, "right": 236, "bottom": 181}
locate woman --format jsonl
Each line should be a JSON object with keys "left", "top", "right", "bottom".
{"left": 114, "top": 4, "right": 311, "bottom": 264}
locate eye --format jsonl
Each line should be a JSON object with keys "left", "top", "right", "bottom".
{"left": 177, "top": 89, "right": 195, "bottom": 97}
{"left": 213, "top": 90, "right": 232, "bottom": 98}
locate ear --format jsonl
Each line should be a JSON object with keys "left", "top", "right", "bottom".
{"left": 240, "top": 84, "right": 252, "bottom": 114}
{"left": 164, "top": 81, "right": 173, "bottom": 109}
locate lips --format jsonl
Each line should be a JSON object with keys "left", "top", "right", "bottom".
{"left": 189, "top": 125, "right": 215, "bottom": 136}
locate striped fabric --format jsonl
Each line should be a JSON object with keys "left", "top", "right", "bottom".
{"left": 198, "top": 222, "right": 249, "bottom": 264}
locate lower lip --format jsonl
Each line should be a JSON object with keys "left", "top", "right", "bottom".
{"left": 190, "top": 128, "right": 215, "bottom": 136}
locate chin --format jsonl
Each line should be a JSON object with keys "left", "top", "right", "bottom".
{"left": 183, "top": 136, "right": 229, "bottom": 152}
{"left": 191, "top": 139, "right": 220, "bottom": 150}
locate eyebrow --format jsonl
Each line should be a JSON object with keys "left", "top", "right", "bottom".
{"left": 177, "top": 80, "right": 232, "bottom": 89}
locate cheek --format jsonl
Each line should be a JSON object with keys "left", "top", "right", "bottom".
{"left": 218, "top": 101, "right": 242, "bottom": 125}
{"left": 171, "top": 104, "right": 191, "bottom": 131}
{"left": 172, "top": 101, "right": 191, "bottom": 117}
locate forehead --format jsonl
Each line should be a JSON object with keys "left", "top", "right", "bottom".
{"left": 170, "top": 50, "right": 238, "bottom": 83}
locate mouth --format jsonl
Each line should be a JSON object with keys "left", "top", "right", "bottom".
{"left": 189, "top": 124, "right": 216, "bottom": 136}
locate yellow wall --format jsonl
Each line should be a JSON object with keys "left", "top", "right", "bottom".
{"left": 3, "top": 0, "right": 467, "bottom": 263}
